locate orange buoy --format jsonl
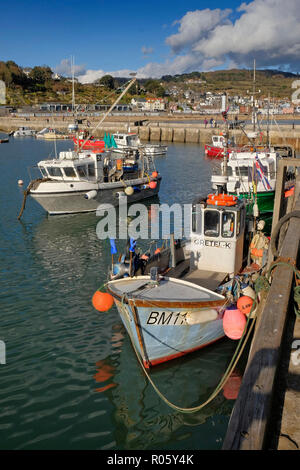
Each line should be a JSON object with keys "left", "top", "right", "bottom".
{"left": 223, "top": 307, "right": 247, "bottom": 340}
{"left": 149, "top": 181, "right": 157, "bottom": 189}
{"left": 237, "top": 295, "right": 254, "bottom": 316}
{"left": 152, "top": 171, "right": 158, "bottom": 178}
{"left": 92, "top": 291, "right": 114, "bottom": 311}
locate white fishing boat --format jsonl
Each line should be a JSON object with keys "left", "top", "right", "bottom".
{"left": 27, "top": 150, "right": 161, "bottom": 215}
{"left": 94, "top": 96, "right": 270, "bottom": 368}
{"left": 18, "top": 76, "right": 147, "bottom": 218}
{"left": 13, "top": 126, "right": 36, "bottom": 137}
{"left": 112, "top": 132, "right": 167, "bottom": 156}
{"left": 101, "top": 190, "right": 264, "bottom": 368}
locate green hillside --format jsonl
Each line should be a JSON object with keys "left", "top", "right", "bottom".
{"left": 0, "top": 60, "right": 298, "bottom": 106}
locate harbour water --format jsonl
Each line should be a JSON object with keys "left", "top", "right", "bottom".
{"left": 0, "top": 134, "right": 245, "bottom": 450}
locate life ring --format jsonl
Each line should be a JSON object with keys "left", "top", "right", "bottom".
{"left": 207, "top": 194, "right": 237, "bottom": 206}
{"left": 207, "top": 199, "right": 236, "bottom": 207}
{"left": 208, "top": 193, "right": 237, "bottom": 202}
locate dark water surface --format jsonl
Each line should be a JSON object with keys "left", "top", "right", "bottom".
{"left": 0, "top": 134, "right": 242, "bottom": 450}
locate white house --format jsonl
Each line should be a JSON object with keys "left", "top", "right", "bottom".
{"left": 144, "top": 98, "right": 166, "bottom": 111}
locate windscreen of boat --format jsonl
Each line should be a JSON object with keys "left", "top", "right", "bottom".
{"left": 269, "top": 160, "right": 275, "bottom": 179}
{"left": 39, "top": 166, "right": 48, "bottom": 177}
{"left": 88, "top": 163, "right": 95, "bottom": 177}
{"left": 47, "top": 166, "right": 63, "bottom": 178}
{"left": 76, "top": 165, "right": 87, "bottom": 177}
{"left": 204, "top": 210, "right": 220, "bottom": 237}
{"left": 236, "top": 165, "right": 249, "bottom": 177}
{"left": 63, "top": 167, "right": 76, "bottom": 178}
{"left": 221, "top": 211, "right": 235, "bottom": 238}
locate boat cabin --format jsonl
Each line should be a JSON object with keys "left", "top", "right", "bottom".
{"left": 37, "top": 151, "right": 140, "bottom": 183}
{"left": 211, "top": 135, "right": 225, "bottom": 148}
{"left": 219, "top": 152, "right": 277, "bottom": 194}
{"left": 190, "top": 196, "right": 246, "bottom": 274}
{"left": 113, "top": 132, "right": 140, "bottom": 148}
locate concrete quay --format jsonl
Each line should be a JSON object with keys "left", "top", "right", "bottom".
{"left": 1, "top": 116, "right": 300, "bottom": 149}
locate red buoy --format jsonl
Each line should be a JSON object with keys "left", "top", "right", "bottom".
{"left": 92, "top": 291, "right": 114, "bottom": 311}
{"left": 237, "top": 295, "right": 254, "bottom": 316}
{"left": 152, "top": 171, "right": 158, "bottom": 178}
{"left": 149, "top": 181, "right": 157, "bottom": 189}
{"left": 223, "top": 308, "right": 247, "bottom": 340}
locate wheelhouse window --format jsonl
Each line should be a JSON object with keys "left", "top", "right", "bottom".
{"left": 222, "top": 211, "right": 235, "bottom": 238}
{"left": 236, "top": 166, "right": 249, "bottom": 177}
{"left": 88, "top": 163, "right": 95, "bottom": 177}
{"left": 63, "top": 167, "right": 76, "bottom": 178}
{"left": 76, "top": 165, "right": 87, "bottom": 177}
{"left": 204, "top": 210, "right": 220, "bottom": 237}
{"left": 269, "top": 161, "right": 275, "bottom": 179}
{"left": 226, "top": 166, "right": 233, "bottom": 176}
{"left": 39, "top": 166, "right": 48, "bottom": 177}
{"left": 47, "top": 167, "right": 63, "bottom": 177}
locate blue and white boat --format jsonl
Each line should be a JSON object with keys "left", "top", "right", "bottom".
{"left": 106, "top": 193, "right": 249, "bottom": 368}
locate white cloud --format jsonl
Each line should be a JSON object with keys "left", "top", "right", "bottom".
{"left": 55, "top": 58, "right": 86, "bottom": 77}
{"left": 193, "top": 0, "right": 300, "bottom": 67}
{"left": 59, "top": 1, "right": 300, "bottom": 81}
{"left": 166, "top": 8, "right": 232, "bottom": 53}
{"left": 78, "top": 68, "right": 145, "bottom": 84}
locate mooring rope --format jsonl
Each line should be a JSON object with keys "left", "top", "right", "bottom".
{"left": 17, "top": 178, "right": 50, "bottom": 220}
{"left": 117, "top": 277, "right": 269, "bottom": 414}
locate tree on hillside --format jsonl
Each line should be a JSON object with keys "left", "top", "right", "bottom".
{"left": 95, "top": 75, "right": 115, "bottom": 90}
{"left": 144, "top": 79, "right": 165, "bottom": 97}
{"left": 29, "top": 66, "right": 53, "bottom": 83}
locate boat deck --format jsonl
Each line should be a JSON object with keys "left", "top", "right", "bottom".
{"left": 184, "top": 269, "right": 228, "bottom": 291}
{"left": 168, "top": 259, "right": 228, "bottom": 291}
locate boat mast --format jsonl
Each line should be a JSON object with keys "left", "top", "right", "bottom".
{"left": 71, "top": 55, "right": 76, "bottom": 114}
{"left": 252, "top": 59, "right": 256, "bottom": 132}
{"left": 266, "top": 92, "right": 270, "bottom": 148}
{"left": 222, "top": 92, "right": 229, "bottom": 182}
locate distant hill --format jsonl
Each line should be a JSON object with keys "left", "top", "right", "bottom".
{"left": 0, "top": 60, "right": 298, "bottom": 106}
{"left": 160, "top": 68, "right": 299, "bottom": 99}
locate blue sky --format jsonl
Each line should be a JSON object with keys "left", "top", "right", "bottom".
{"left": 1, "top": 0, "right": 299, "bottom": 80}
